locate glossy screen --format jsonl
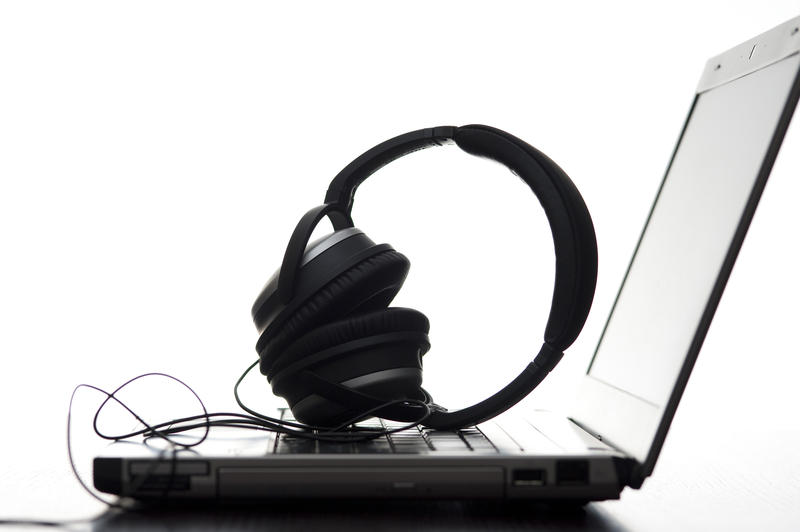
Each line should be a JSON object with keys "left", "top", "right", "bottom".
{"left": 588, "top": 54, "right": 800, "bottom": 406}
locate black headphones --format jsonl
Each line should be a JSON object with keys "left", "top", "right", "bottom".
{"left": 251, "top": 124, "right": 597, "bottom": 431}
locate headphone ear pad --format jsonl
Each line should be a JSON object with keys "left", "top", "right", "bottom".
{"left": 258, "top": 250, "right": 410, "bottom": 376}
{"left": 268, "top": 308, "right": 431, "bottom": 427}
{"left": 269, "top": 307, "right": 430, "bottom": 379}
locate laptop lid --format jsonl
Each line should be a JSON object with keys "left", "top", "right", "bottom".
{"left": 569, "top": 16, "right": 800, "bottom": 487}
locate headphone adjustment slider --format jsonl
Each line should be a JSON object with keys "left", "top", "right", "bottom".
{"left": 531, "top": 343, "right": 564, "bottom": 374}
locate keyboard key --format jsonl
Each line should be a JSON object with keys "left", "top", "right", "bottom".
{"left": 460, "top": 428, "right": 498, "bottom": 453}
{"left": 316, "top": 440, "right": 355, "bottom": 454}
{"left": 274, "top": 436, "right": 317, "bottom": 454}
{"left": 426, "top": 432, "right": 470, "bottom": 452}
{"left": 354, "top": 437, "right": 394, "bottom": 454}
{"left": 390, "top": 442, "right": 431, "bottom": 454}
{"left": 388, "top": 433, "right": 431, "bottom": 454}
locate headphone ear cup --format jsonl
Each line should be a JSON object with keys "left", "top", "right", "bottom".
{"left": 268, "top": 308, "right": 431, "bottom": 427}
{"left": 258, "top": 250, "right": 410, "bottom": 377}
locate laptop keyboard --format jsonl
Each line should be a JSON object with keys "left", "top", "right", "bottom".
{"left": 273, "top": 412, "right": 498, "bottom": 455}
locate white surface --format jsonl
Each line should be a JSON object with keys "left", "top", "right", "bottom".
{"left": 1, "top": 2, "right": 799, "bottom": 530}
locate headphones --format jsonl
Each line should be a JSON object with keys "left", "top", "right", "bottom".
{"left": 251, "top": 124, "right": 597, "bottom": 431}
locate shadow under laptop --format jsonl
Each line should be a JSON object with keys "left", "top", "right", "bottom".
{"left": 91, "top": 500, "right": 629, "bottom": 532}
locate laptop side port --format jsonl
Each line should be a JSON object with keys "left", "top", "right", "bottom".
{"left": 511, "top": 469, "right": 547, "bottom": 486}
{"left": 556, "top": 460, "right": 589, "bottom": 485}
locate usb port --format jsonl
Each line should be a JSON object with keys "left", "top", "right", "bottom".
{"left": 556, "top": 460, "right": 589, "bottom": 485}
{"left": 512, "top": 469, "right": 546, "bottom": 486}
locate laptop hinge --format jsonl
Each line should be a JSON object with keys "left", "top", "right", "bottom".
{"left": 568, "top": 417, "right": 640, "bottom": 488}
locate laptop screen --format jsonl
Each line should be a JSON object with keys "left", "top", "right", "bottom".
{"left": 588, "top": 52, "right": 800, "bottom": 406}
{"left": 572, "top": 17, "right": 800, "bottom": 471}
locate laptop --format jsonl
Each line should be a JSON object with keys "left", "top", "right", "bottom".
{"left": 93, "top": 16, "right": 800, "bottom": 502}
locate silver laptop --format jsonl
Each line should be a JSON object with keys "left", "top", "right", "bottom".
{"left": 93, "top": 16, "right": 800, "bottom": 502}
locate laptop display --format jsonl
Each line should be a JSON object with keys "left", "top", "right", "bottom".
{"left": 572, "top": 19, "right": 800, "bottom": 473}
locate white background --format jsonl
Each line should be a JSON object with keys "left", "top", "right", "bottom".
{"left": 1, "top": 1, "right": 799, "bottom": 528}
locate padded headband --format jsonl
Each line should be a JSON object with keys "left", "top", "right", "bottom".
{"left": 325, "top": 124, "right": 597, "bottom": 350}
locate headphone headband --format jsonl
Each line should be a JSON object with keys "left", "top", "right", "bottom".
{"left": 256, "top": 125, "right": 598, "bottom": 430}
{"left": 325, "top": 126, "right": 457, "bottom": 220}
{"left": 326, "top": 124, "right": 597, "bottom": 350}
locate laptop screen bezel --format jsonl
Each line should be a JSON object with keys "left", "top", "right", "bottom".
{"left": 568, "top": 16, "right": 800, "bottom": 487}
